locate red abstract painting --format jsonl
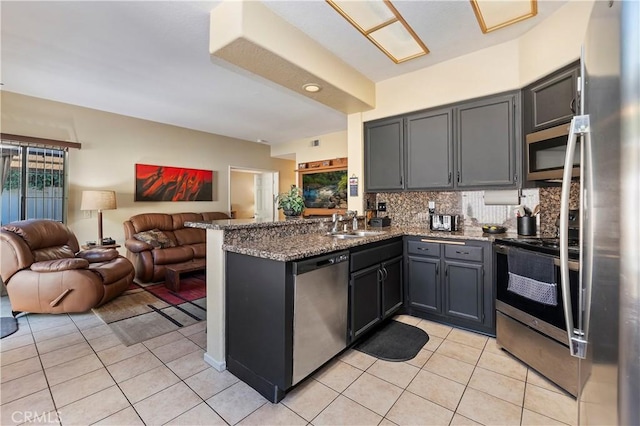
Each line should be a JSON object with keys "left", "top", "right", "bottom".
{"left": 135, "top": 164, "right": 213, "bottom": 202}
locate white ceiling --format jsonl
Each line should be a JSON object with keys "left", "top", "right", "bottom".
{"left": 1, "top": 1, "right": 567, "bottom": 146}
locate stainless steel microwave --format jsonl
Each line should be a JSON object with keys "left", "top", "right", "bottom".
{"left": 526, "top": 123, "right": 580, "bottom": 181}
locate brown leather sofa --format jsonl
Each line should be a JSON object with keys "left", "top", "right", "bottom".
{"left": 123, "top": 212, "right": 230, "bottom": 283}
{"left": 0, "top": 219, "right": 134, "bottom": 314}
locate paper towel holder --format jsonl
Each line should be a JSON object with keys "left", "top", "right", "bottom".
{"left": 483, "top": 190, "right": 520, "bottom": 206}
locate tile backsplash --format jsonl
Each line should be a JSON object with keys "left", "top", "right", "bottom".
{"left": 372, "top": 182, "right": 580, "bottom": 237}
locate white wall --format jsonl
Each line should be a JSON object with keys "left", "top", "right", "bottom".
{"left": 270, "top": 130, "right": 348, "bottom": 165}
{"left": 519, "top": 0, "right": 593, "bottom": 86}
{"left": 1, "top": 91, "right": 295, "bottom": 247}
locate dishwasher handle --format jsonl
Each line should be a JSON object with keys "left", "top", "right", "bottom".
{"left": 293, "top": 251, "right": 349, "bottom": 275}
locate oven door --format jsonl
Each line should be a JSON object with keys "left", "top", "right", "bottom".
{"left": 495, "top": 244, "right": 580, "bottom": 343}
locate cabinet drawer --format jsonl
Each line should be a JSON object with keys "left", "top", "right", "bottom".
{"left": 351, "top": 239, "right": 403, "bottom": 272}
{"left": 407, "top": 240, "right": 441, "bottom": 257}
{"left": 444, "top": 244, "right": 483, "bottom": 262}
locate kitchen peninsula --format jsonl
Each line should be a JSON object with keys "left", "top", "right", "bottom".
{"left": 185, "top": 216, "right": 509, "bottom": 400}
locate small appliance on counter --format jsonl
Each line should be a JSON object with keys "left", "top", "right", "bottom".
{"left": 429, "top": 214, "right": 459, "bottom": 232}
{"left": 369, "top": 217, "right": 391, "bottom": 227}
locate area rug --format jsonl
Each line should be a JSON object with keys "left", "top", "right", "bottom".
{"left": 355, "top": 320, "right": 429, "bottom": 362}
{"left": 1, "top": 317, "right": 19, "bottom": 339}
{"left": 93, "top": 273, "right": 206, "bottom": 346}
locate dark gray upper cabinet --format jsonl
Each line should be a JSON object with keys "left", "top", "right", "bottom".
{"left": 364, "top": 91, "right": 520, "bottom": 191}
{"left": 364, "top": 117, "right": 404, "bottom": 191}
{"left": 406, "top": 109, "right": 453, "bottom": 189}
{"left": 455, "top": 94, "right": 517, "bottom": 188}
{"left": 523, "top": 61, "right": 580, "bottom": 134}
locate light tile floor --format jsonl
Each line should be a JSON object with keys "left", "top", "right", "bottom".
{"left": 0, "top": 297, "right": 578, "bottom": 425}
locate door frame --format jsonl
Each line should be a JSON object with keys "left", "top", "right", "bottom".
{"left": 228, "top": 166, "right": 279, "bottom": 220}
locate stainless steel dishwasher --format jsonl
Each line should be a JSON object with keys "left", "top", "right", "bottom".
{"left": 291, "top": 250, "right": 349, "bottom": 385}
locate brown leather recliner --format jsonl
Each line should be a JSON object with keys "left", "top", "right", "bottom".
{"left": 0, "top": 219, "right": 134, "bottom": 314}
{"left": 123, "top": 211, "right": 229, "bottom": 283}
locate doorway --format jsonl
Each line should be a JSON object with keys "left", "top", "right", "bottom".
{"left": 228, "top": 167, "right": 279, "bottom": 220}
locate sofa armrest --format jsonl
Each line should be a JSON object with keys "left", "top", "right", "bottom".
{"left": 30, "top": 258, "right": 90, "bottom": 272}
{"left": 125, "top": 238, "right": 153, "bottom": 253}
{"left": 77, "top": 248, "right": 119, "bottom": 263}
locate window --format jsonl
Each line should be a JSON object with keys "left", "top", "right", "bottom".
{"left": 1, "top": 142, "right": 69, "bottom": 225}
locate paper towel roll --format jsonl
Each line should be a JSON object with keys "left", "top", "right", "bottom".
{"left": 484, "top": 190, "right": 520, "bottom": 205}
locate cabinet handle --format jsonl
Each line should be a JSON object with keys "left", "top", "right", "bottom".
{"left": 400, "top": 176, "right": 403, "bottom": 186}
{"left": 457, "top": 171, "right": 460, "bottom": 183}
{"left": 448, "top": 172, "right": 452, "bottom": 183}
{"left": 570, "top": 98, "right": 576, "bottom": 114}
{"left": 377, "top": 269, "right": 383, "bottom": 282}
{"left": 382, "top": 267, "right": 388, "bottom": 280}
{"left": 436, "top": 264, "right": 439, "bottom": 275}
{"left": 417, "top": 247, "right": 429, "bottom": 252}
{"left": 455, "top": 250, "right": 470, "bottom": 255}
{"left": 445, "top": 266, "right": 448, "bottom": 276}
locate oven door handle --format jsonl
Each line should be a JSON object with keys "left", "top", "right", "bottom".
{"left": 560, "top": 115, "right": 590, "bottom": 359}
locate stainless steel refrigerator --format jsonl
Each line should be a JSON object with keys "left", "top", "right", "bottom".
{"left": 559, "top": 0, "right": 639, "bottom": 424}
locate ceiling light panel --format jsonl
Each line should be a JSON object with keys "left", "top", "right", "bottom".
{"left": 471, "top": 0, "right": 538, "bottom": 34}
{"left": 326, "top": 0, "right": 429, "bottom": 64}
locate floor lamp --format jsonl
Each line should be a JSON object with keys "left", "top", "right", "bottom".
{"left": 80, "top": 190, "right": 117, "bottom": 245}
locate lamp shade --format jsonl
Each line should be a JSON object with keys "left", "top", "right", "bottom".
{"left": 80, "top": 190, "right": 117, "bottom": 211}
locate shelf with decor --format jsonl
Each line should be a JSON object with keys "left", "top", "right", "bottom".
{"left": 297, "top": 157, "right": 348, "bottom": 217}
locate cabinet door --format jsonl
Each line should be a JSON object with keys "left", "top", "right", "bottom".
{"left": 349, "top": 264, "right": 381, "bottom": 342}
{"left": 443, "top": 260, "right": 483, "bottom": 323}
{"left": 364, "top": 117, "right": 404, "bottom": 191}
{"left": 407, "top": 255, "right": 442, "bottom": 315}
{"left": 456, "top": 94, "right": 516, "bottom": 187}
{"left": 406, "top": 109, "right": 453, "bottom": 189}
{"left": 527, "top": 64, "right": 579, "bottom": 132}
{"left": 381, "top": 256, "right": 403, "bottom": 319}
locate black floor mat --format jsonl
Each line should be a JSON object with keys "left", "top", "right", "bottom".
{"left": 1, "top": 317, "right": 18, "bottom": 339}
{"left": 355, "top": 320, "right": 429, "bottom": 362}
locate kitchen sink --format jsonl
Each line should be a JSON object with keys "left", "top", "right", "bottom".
{"left": 352, "top": 230, "right": 386, "bottom": 236}
{"left": 327, "top": 230, "right": 386, "bottom": 239}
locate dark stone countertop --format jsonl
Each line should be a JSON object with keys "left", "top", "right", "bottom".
{"left": 185, "top": 217, "right": 524, "bottom": 261}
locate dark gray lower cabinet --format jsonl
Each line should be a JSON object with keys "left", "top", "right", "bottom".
{"left": 350, "top": 264, "right": 381, "bottom": 341}
{"left": 405, "top": 236, "right": 495, "bottom": 335}
{"left": 407, "top": 255, "right": 441, "bottom": 314}
{"left": 349, "top": 238, "right": 403, "bottom": 342}
{"left": 444, "top": 260, "right": 483, "bottom": 323}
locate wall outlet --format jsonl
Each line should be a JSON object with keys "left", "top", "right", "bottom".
{"left": 377, "top": 202, "right": 387, "bottom": 212}
{"left": 428, "top": 201, "right": 435, "bottom": 213}
{"left": 83, "top": 210, "right": 91, "bottom": 219}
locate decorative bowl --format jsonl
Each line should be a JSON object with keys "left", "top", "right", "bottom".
{"left": 482, "top": 224, "right": 507, "bottom": 234}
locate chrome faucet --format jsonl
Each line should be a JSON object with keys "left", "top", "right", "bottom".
{"left": 331, "top": 213, "right": 343, "bottom": 234}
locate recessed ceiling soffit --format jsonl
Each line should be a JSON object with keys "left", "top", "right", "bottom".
{"left": 209, "top": 0, "right": 375, "bottom": 115}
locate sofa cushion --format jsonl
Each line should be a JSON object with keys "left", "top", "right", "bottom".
{"left": 77, "top": 248, "right": 119, "bottom": 263}
{"left": 151, "top": 246, "right": 193, "bottom": 265}
{"left": 191, "top": 243, "right": 206, "bottom": 258}
{"left": 129, "top": 213, "right": 174, "bottom": 233}
{"left": 133, "top": 229, "right": 176, "bottom": 249}
{"left": 31, "top": 258, "right": 90, "bottom": 272}
{"left": 33, "top": 246, "right": 76, "bottom": 262}
{"left": 173, "top": 228, "right": 205, "bottom": 246}
{"left": 171, "top": 213, "right": 204, "bottom": 230}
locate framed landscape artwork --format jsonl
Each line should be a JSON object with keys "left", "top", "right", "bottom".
{"left": 135, "top": 163, "right": 213, "bottom": 202}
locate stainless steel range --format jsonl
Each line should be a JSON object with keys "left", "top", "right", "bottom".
{"left": 494, "top": 228, "right": 584, "bottom": 396}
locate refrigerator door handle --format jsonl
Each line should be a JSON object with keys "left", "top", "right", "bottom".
{"left": 560, "top": 115, "right": 590, "bottom": 359}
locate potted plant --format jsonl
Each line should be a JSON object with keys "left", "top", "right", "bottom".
{"left": 276, "top": 186, "right": 305, "bottom": 218}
